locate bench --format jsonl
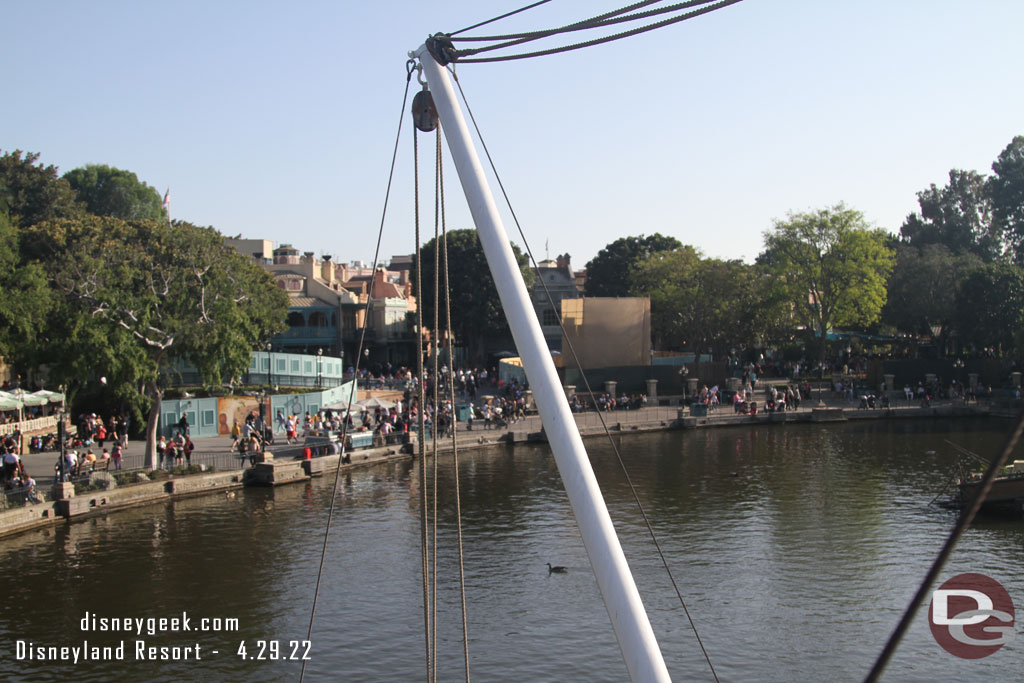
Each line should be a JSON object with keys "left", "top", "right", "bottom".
{"left": 73, "top": 458, "right": 111, "bottom": 478}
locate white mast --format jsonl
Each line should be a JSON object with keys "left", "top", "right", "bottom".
{"left": 412, "top": 44, "right": 671, "bottom": 683}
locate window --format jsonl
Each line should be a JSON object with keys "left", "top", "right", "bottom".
{"left": 202, "top": 410, "right": 215, "bottom": 426}
{"left": 542, "top": 308, "right": 560, "bottom": 326}
{"left": 309, "top": 311, "right": 328, "bottom": 327}
{"left": 291, "top": 359, "right": 300, "bottom": 373}
{"left": 304, "top": 361, "right": 313, "bottom": 373}
{"left": 287, "top": 312, "right": 306, "bottom": 327}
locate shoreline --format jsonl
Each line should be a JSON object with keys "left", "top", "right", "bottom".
{"left": 0, "top": 401, "right": 998, "bottom": 540}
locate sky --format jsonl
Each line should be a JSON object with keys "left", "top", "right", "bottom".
{"left": 5, "top": 1, "right": 1024, "bottom": 269}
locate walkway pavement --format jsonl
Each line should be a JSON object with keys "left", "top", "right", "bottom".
{"left": 19, "top": 434, "right": 252, "bottom": 487}
{"left": 17, "top": 393, "right": 970, "bottom": 488}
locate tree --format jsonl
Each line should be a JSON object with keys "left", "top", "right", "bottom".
{"left": 882, "top": 244, "right": 982, "bottom": 339}
{"left": 0, "top": 212, "right": 52, "bottom": 359}
{"left": 413, "top": 229, "right": 535, "bottom": 363}
{"left": 631, "top": 246, "right": 701, "bottom": 348}
{"left": 991, "top": 135, "right": 1024, "bottom": 264}
{"left": 954, "top": 263, "right": 1024, "bottom": 353}
{"left": 899, "top": 169, "right": 1000, "bottom": 262}
{"left": 27, "top": 215, "right": 288, "bottom": 467}
{"left": 633, "top": 248, "right": 790, "bottom": 356}
{"left": 63, "top": 164, "right": 167, "bottom": 221}
{"left": 584, "top": 233, "right": 682, "bottom": 297}
{"left": 953, "top": 263, "right": 1024, "bottom": 354}
{"left": 0, "top": 150, "right": 79, "bottom": 230}
{"left": 759, "top": 204, "right": 894, "bottom": 372}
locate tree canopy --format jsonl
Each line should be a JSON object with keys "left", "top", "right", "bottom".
{"left": 0, "top": 150, "right": 79, "bottom": 231}
{"left": 63, "top": 164, "right": 167, "bottom": 221}
{"left": 953, "top": 263, "right": 1024, "bottom": 354}
{"left": 991, "top": 135, "right": 1024, "bottom": 264}
{"left": 413, "top": 228, "right": 535, "bottom": 363}
{"left": 631, "top": 247, "right": 782, "bottom": 356}
{"left": 760, "top": 204, "right": 894, "bottom": 368}
{"left": 24, "top": 215, "right": 288, "bottom": 466}
{"left": 1, "top": 150, "right": 288, "bottom": 467}
{"left": 584, "top": 233, "right": 681, "bottom": 297}
{"left": 899, "top": 169, "right": 1000, "bottom": 262}
{"left": 882, "top": 244, "right": 982, "bottom": 338}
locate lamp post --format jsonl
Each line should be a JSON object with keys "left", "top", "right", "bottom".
{"left": 266, "top": 343, "right": 273, "bottom": 390}
{"left": 316, "top": 348, "right": 323, "bottom": 389}
{"left": 929, "top": 322, "right": 943, "bottom": 358}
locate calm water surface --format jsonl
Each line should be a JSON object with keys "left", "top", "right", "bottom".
{"left": 1, "top": 418, "right": 1022, "bottom": 682}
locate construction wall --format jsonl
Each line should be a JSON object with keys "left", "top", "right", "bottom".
{"left": 561, "top": 298, "right": 651, "bottom": 370}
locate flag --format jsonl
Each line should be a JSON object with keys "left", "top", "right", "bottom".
{"left": 162, "top": 188, "right": 170, "bottom": 209}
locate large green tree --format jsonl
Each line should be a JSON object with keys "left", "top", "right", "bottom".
{"left": 633, "top": 248, "right": 791, "bottom": 356}
{"left": 63, "top": 164, "right": 167, "bottom": 221}
{"left": 991, "top": 135, "right": 1024, "bottom": 264}
{"left": 0, "top": 212, "right": 52, "bottom": 359}
{"left": 0, "top": 150, "right": 79, "bottom": 230}
{"left": 953, "top": 263, "right": 1024, "bottom": 354}
{"left": 759, "top": 204, "right": 894, "bottom": 371}
{"left": 584, "top": 233, "right": 682, "bottom": 297}
{"left": 882, "top": 243, "right": 982, "bottom": 341}
{"left": 0, "top": 151, "right": 76, "bottom": 362}
{"left": 413, "top": 229, "right": 534, "bottom": 364}
{"left": 899, "top": 169, "right": 1001, "bottom": 262}
{"left": 26, "top": 215, "right": 288, "bottom": 467}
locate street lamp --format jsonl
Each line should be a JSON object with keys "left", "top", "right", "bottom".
{"left": 929, "top": 322, "right": 943, "bottom": 358}
{"left": 266, "top": 343, "right": 273, "bottom": 390}
{"left": 316, "top": 347, "right": 323, "bottom": 389}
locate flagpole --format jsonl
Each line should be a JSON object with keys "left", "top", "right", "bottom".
{"left": 162, "top": 188, "right": 171, "bottom": 224}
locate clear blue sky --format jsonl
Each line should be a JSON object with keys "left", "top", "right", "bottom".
{"left": 5, "top": 1, "right": 1023, "bottom": 268}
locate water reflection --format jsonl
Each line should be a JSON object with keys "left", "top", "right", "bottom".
{"left": 0, "top": 418, "right": 1020, "bottom": 682}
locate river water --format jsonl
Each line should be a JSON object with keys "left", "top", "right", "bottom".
{"left": 1, "top": 418, "right": 1021, "bottom": 682}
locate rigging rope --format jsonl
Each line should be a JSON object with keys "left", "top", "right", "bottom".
{"left": 864, "top": 408, "right": 1024, "bottom": 682}
{"left": 413, "top": 103, "right": 435, "bottom": 683}
{"left": 438, "top": 141, "right": 473, "bottom": 680}
{"left": 453, "top": 0, "right": 714, "bottom": 44}
{"left": 445, "top": 0, "right": 743, "bottom": 63}
{"left": 300, "top": 61, "right": 416, "bottom": 683}
{"left": 430, "top": 124, "right": 442, "bottom": 683}
{"left": 446, "top": 66, "right": 721, "bottom": 682}
{"left": 450, "top": 0, "right": 553, "bottom": 37}
{"left": 451, "top": 0, "right": 663, "bottom": 43}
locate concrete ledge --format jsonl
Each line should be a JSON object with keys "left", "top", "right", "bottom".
{"left": 811, "top": 408, "right": 847, "bottom": 422}
{"left": 166, "top": 471, "right": 242, "bottom": 495}
{"left": 0, "top": 501, "right": 57, "bottom": 537}
{"left": 246, "top": 460, "right": 309, "bottom": 486}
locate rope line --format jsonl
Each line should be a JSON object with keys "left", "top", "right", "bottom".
{"left": 451, "top": 0, "right": 663, "bottom": 43}
{"left": 437, "top": 121, "right": 473, "bottom": 682}
{"left": 454, "top": 0, "right": 743, "bottom": 63}
{"left": 447, "top": 67, "right": 720, "bottom": 682}
{"left": 450, "top": 0, "right": 553, "bottom": 37}
{"left": 429, "top": 124, "right": 442, "bottom": 683}
{"left": 864, "top": 408, "right": 1024, "bottom": 682}
{"left": 300, "top": 62, "right": 415, "bottom": 683}
{"left": 413, "top": 116, "right": 435, "bottom": 683}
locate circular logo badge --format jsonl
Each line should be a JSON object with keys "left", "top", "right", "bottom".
{"left": 929, "top": 572, "right": 1015, "bottom": 659}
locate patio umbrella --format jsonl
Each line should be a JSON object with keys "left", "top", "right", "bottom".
{"left": 355, "top": 397, "right": 396, "bottom": 410}
{"left": 33, "top": 389, "right": 65, "bottom": 403}
{"left": 19, "top": 393, "right": 48, "bottom": 407}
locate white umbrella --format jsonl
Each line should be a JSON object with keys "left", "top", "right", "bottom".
{"left": 33, "top": 389, "right": 65, "bottom": 403}
{"left": 355, "top": 397, "right": 396, "bottom": 410}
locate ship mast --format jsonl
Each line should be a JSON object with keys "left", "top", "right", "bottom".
{"left": 411, "top": 43, "right": 671, "bottom": 683}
